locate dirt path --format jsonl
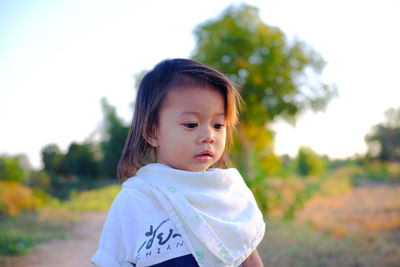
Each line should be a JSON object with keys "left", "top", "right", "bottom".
{"left": 3, "top": 211, "right": 107, "bottom": 267}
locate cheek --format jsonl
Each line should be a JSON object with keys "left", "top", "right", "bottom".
{"left": 158, "top": 128, "right": 189, "bottom": 151}
{"left": 217, "top": 130, "right": 227, "bottom": 148}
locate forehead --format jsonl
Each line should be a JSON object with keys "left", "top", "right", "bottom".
{"left": 161, "top": 86, "right": 225, "bottom": 114}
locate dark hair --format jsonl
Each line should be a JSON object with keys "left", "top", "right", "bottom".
{"left": 118, "top": 58, "right": 241, "bottom": 179}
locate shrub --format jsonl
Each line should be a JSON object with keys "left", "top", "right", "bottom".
{"left": 0, "top": 181, "right": 48, "bottom": 217}
{"left": 27, "top": 170, "right": 51, "bottom": 192}
{"left": 296, "top": 147, "right": 325, "bottom": 176}
{"left": 0, "top": 156, "right": 27, "bottom": 182}
{"left": 250, "top": 177, "right": 320, "bottom": 220}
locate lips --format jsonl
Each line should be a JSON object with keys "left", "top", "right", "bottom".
{"left": 194, "top": 150, "right": 213, "bottom": 162}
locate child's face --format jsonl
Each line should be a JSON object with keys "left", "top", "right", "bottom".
{"left": 150, "top": 86, "right": 226, "bottom": 172}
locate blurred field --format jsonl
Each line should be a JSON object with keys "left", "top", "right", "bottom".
{"left": 1, "top": 211, "right": 106, "bottom": 267}
{"left": 254, "top": 166, "right": 400, "bottom": 266}
{"left": 259, "top": 183, "right": 400, "bottom": 266}
{"left": 62, "top": 184, "right": 121, "bottom": 211}
{"left": 0, "top": 184, "right": 119, "bottom": 256}
{"left": 0, "top": 212, "right": 75, "bottom": 257}
{"left": 2, "top": 183, "right": 399, "bottom": 266}
{"left": 1, "top": 166, "right": 400, "bottom": 266}
{"left": 296, "top": 185, "right": 400, "bottom": 236}
{"left": 259, "top": 219, "right": 400, "bottom": 267}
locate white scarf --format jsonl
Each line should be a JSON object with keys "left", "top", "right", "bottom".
{"left": 123, "top": 163, "right": 265, "bottom": 267}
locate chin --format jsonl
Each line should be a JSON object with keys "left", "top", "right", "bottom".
{"left": 193, "top": 164, "right": 214, "bottom": 172}
{"left": 183, "top": 164, "right": 211, "bottom": 172}
{"left": 168, "top": 161, "right": 214, "bottom": 172}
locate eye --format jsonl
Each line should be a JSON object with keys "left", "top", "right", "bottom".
{"left": 183, "top": 123, "right": 198, "bottom": 129}
{"left": 214, "top": 123, "right": 225, "bottom": 130}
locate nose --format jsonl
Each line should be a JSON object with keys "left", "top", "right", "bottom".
{"left": 199, "top": 126, "right": 215, "bottom": 144}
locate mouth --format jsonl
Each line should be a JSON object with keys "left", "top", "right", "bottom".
{"left": 194, "top": 151, "right": 214, "bottom": 162}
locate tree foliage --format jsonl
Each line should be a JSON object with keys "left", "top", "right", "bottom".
{"left": 61, "top": 142, "right": 99, "bottom": 177}
{"left": 296, "top": 146, "right": 325, "bottom": 176}
{"left": 100, "top": 98, "right": 130, "bottom": 178}
{"left": 191, "top": 4, "right": 336, "bottom": 178}
{"left": 36, "top": 98, "right": 130, "bottom": 198}
{"left": 27, "top": 170, "right": 51, "bottom": 191}
{"left": 365, "top": 107, "right": 400, "bottom": 161}
{"left": 41, "top": 144, "right": 63, "bottom": 175}
{"left": 41, "top": 142, "right": 101, "bottom": 198}
{"left": 0, "top": 155, "right": 27, "bottom": 182}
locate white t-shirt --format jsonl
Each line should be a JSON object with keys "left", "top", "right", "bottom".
{"left": 91, "top": 186, "right": 192, "bottom": 267}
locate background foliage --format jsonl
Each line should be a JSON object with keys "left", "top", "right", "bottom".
{"left": 1, "top": 4, "right": 400, "bottom": 262}
{"left": 191, "top": 4, "right": 337, "bottom": 179}
{"left": 365, "top": 107, "right": 400, "bottom": 162}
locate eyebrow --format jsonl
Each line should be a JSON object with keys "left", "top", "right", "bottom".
{"left": 179, "top": 111, "right": 225, "bottom": 116}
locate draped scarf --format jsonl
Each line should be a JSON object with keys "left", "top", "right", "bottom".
{"left": 123, "top": 163, "right": 265, "bottom": 267}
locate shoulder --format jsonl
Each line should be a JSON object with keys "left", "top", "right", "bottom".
{"left": 107, "top": 182, "right": 156, "bottom": 221}
{"left": 111, "top": 177, "right": 152, "bottom": 206}
{"left": 113, "top": 183, "right": 144, "bottom": 205}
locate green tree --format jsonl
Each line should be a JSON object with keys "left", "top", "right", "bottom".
{"left": 296, "top": 146, "right": 325, "bottom": 176}
{"left": 100, "top": 98, "right": 130, "bottom": 178}
{"left": 191, "top": 4, "right": 336, "bottom": 178}
{"left": 61, "top": 142, "right": 99, "bottom": 177}
{"left": 365, "top": 107, "right": 400, "bottom": 161}
{"left": 41, "top": 144, "right": 63, "bottom": 175}
{"left": 0, "top": 155, "right": 28, "bottom": 182}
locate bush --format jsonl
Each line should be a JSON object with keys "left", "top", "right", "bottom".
{"left": 0, "top": 156, "right": 27, "bottom": 182}
{"left": 250, "top": 177, "right": 320, "bottom": 220}
{"left": 0, "top": 181, "right": 48, "bottom": 217}
{"left": 27, "top": 170, "right": 51, "bottom": 192}
{"left": 296, "top": 147, "right": 326, "bottom": 176}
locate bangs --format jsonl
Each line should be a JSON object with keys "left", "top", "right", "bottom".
{"left": 167, "top": 74, "right": 240, "bottom": 130}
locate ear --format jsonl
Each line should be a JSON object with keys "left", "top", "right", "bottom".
{"left": 143, "top": 126, "right": 159, "bottom": 148}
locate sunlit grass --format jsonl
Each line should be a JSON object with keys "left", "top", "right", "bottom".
{"left": 259, "top": 219, "right": 400, "bottom": 266}
{"left": 0, "top": 184, "right": 121, "bottom": 255}
{"left": 0, "top": 212, "right": 73, "bottom": 255}
{"left": 296, "top": 185, "right": 400, "bottom": 237}
{"left": 62, "top": 184, "right": 120, "bottom": 211}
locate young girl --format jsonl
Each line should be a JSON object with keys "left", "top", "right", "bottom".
{"left": 91, "top": 58, "right": 265, "bottom": 267}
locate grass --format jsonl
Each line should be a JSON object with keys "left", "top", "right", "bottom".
{"left": 2, "top": 172, "right": 400, "bottom": 266}
{"left": 0, "top": 212, "right": 75, "bottom": 255}
{"left": 259, "top": 220, "right": 400, "bottom": 267}
{"left": 296, "top": 185, "right": 400, "bottom": 235}
{"left": 258, "top": 175, "right": 400, "bottom": 266}
{"left": 62, "top": 184, "right": 120, "bottom": 211}
{"left": 0, "top": 184, "right": 118, "bottom": 256}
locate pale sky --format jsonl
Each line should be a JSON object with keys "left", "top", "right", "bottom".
{"left": 1, "top": 0, "right": 399, "bottom": 168}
